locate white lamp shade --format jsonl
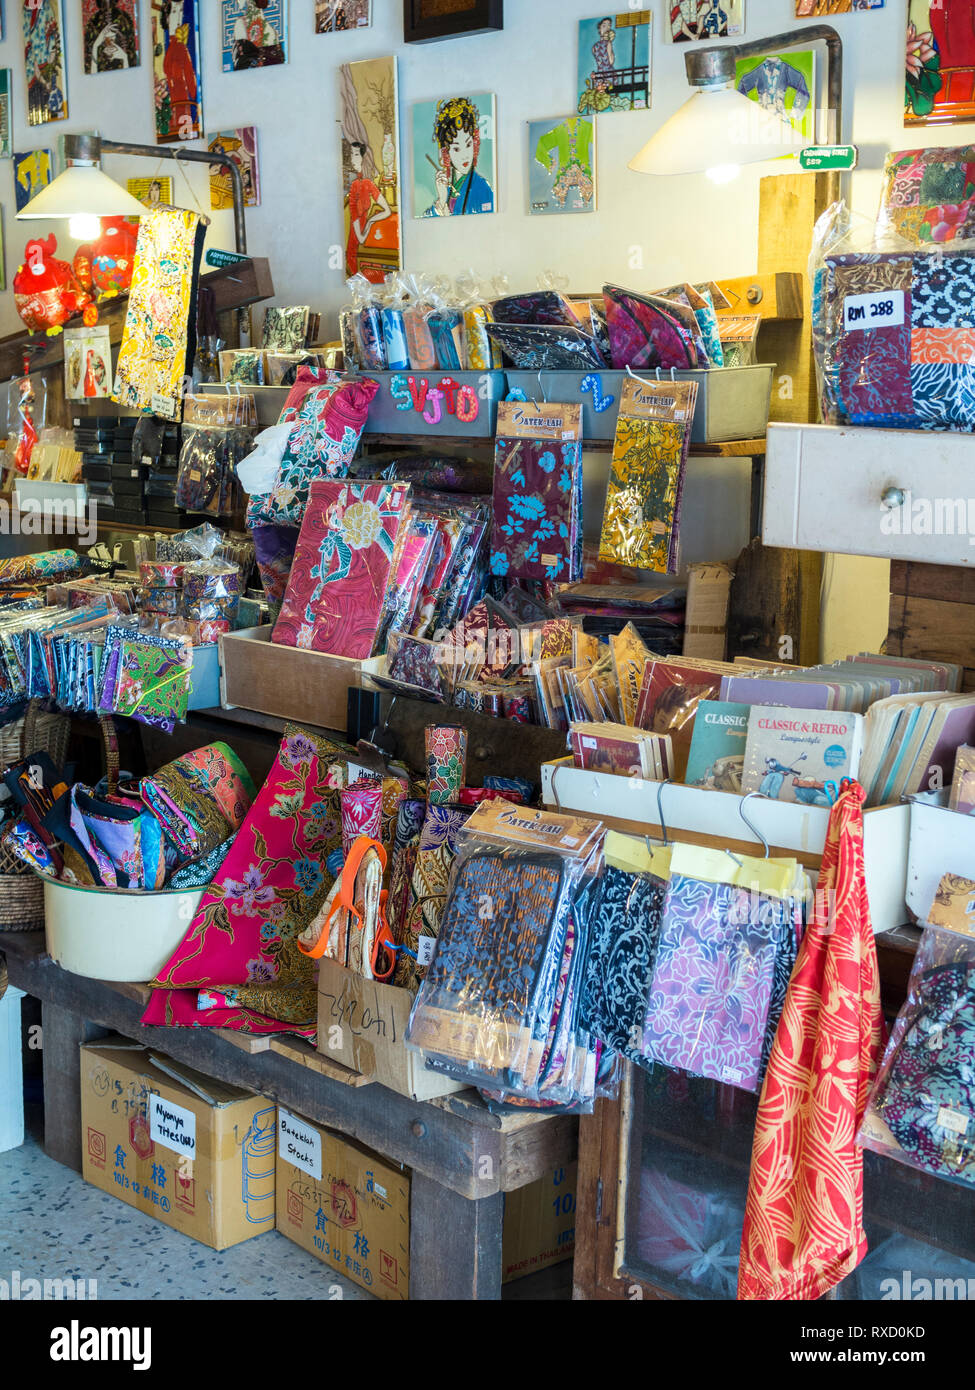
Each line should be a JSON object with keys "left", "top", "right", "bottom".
{"left": 16, "top": 163, "right": 146, "bottom": 220}
{"left": 629, "top": 85, "right": 807, "bottom": 177}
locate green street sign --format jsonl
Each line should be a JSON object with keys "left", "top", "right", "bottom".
{"left": 799, "top": 145, "right": 858, "bottom": 172}
{"left": 205, "top": 248, "right": 249, "bottom": 269}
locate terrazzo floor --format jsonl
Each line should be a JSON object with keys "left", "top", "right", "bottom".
{"left": 0, "top": 1111, "right": 373, "bottom": 1301}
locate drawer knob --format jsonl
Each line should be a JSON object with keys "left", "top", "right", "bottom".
{"left": 881, "top": 486, "right": 906, "bottom": 510}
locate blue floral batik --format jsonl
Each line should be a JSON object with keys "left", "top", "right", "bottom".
{"left": 491, "top": 436, "right": 583, "bottom": 583}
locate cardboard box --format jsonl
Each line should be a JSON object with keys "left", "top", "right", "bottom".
{"left": 80, "top": 1037, "right": 276, "bottom": 1250}
{"left": 219, "top": 624, "right": 383, "bottom": 731}
{"left": 502, "top": 1162, "right": 578, "bottom": 1283}
{"left": 276, "top": 1106, "right": 410, "bottom": 1301}
{"left": 682, "top": 562, "right": 734, "bottom": 661}
{"left": 316, "top": 958, "right": 464, "bottom": 1102}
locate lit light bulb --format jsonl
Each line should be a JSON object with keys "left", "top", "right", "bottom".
{"left": 68, "top": 213, "right": 101, "bottom": 241}
{"left": 705, "top": 163, "right": 741, "bottom": 186}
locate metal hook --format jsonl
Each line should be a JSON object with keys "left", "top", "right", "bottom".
{"left": 739, "top": 791, "right": 770, "bottom": 859}
{"left": 549, "top": 763, "right": 564, "bottom": 810}
{"left": 670, "top": 367, "right": 677, "bottom": 382}
{"left": 536, "top": 368, "right": 547, "bottom": 404}
{"left": 645, "top": 778, "right": 674, "bottom": 855}
{"left": 625, "top": 364, "right": 656, "bottom": 389}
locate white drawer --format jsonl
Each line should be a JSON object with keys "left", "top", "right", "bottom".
{"left": 763, "top": 422, "right": 975, "bottom": 565}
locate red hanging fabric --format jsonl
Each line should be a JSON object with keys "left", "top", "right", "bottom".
{"left": 738, "top": 782, "right": 886, "bottom": 1301}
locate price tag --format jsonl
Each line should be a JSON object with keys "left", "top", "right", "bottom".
{"left": 938, "top": 1105, "right": 969, "bottom": 1136}
{"left": 416, "top": 937, "right": 435, "bottom": 967}
{"left": 843, "top": 291, "right": 905, "bottom": 332}
{"left": 722, "top": 1066, "right": 743, "bottom": 1085}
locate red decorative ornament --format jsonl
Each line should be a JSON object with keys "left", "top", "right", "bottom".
{"left": 72, "top": 216, "right": 139, "bottom": 300}
{"left": 13, "top": 234, "right": 93, "bottom": 333}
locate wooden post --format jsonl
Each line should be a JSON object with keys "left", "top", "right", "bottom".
{"left": 40, "top": 1002, "right": 109, "bottom": 1172}
{"left": 410, "top": 1172, "right": 504, "bottom": 1300}
{"left": 727, "top": 171, "right": 831, "bottom": 666}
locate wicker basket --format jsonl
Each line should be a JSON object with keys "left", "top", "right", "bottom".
{"left": 0, "top": 702, "right": 72, "bottom": 933}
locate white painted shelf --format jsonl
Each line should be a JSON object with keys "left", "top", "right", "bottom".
{"left": 541, "top": 761, "right": 911, "bottom": 936}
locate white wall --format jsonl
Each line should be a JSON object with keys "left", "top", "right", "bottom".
{"left": 0, "top": 0, "right": 971, "bottom": 340}
{"left": 2, "top": 0, "right": 959, "bottom": 658}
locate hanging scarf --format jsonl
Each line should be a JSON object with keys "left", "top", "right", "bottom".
{"left": 737, "top": 784, "right": 885, "bottom": 1301}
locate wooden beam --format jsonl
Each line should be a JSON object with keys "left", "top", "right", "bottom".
{"left": 713, "top": 272, "right": 804, "bottom": 321}
{"left": 1, "top": 932, "right": 576, "bottom": 1201}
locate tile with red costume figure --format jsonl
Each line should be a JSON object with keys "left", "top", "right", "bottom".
{"left": 152, "top": 0, "right": 203, "bottom": 143}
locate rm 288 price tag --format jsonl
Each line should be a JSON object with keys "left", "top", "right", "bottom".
{"left": 843, "top": 290, "right": 905, "bottom": 332}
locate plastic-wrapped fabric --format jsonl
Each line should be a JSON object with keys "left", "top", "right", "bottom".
{"left": 490, "top": 436, "right": 583, "bottom": 584}
{"left": 271, "top": 480, "right": 411, "bottom": 659}
{"left": 815, "top": 248, "right": 975, "bottom": 430}
{"left": 176, "top": 426, "right": 252, "bottom": 516}
{"left": 406, "top": 845, "right": 572, "bottom": 1085}
{"left": 393, "top": 803, "right": 472, "bottom": 992}
{"left": 858, "top": 918, "right": 975, "bottom": 1188}
{"left": 603, "top": 284, "right": 705, "bottom": 370}
{"left": 484, "top": 322, "right": 605, "bottom": 370}
{"left": 109, "top": 632, "right": 193, "bottom": 733}
{"left": 639, "top": 843, "right": 806, "bottom": 1094}
{"left": 580, "top": 834, "right": 671, "bottom": 1064}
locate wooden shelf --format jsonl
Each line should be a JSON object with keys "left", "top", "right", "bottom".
{"left": 0, "top": 257, "right": 274, "bottom": 380}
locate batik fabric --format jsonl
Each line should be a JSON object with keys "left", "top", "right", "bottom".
{"left": 272, "top": 480, "right": 411, "bottom": 659}
{"left": 113, "top": 209, "right": 206, "bottom": 420}
{"left": 246, "top": 376, "right": 379, "bottom": 528}
{"left": 139, "top": 742, "right": 255, "bottom": 862}
{"left": 406, "top": 847, "right": 569, "bottom": 1082}
{"left": 393, "top": 803, "right": 471, "bottom": 993}
{"left": 877, "top": 146, "right": 975, "bottom": 246}
{"left": 817, "top": 250, "right": 975, "bottom": 430}
{"left": 738, "top": 783, "right": 885, "bottom": 1301}
{"left": 641, "top": 850, "right": 800, "bottom": 1094}
{"left": 598, "top": 415, "right": 692, "bottom": 574}
{"left": 142, "top": 727, "right": 352, "bottom": 1039}
{"left": 580, "top": 834, "right": 669, "bottom": 1064}
{"left": 490, "top": 437, "right": 582, "bottom": 583}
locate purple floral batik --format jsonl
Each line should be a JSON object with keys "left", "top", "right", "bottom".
{"left": 640, "top": 873, "right": 791, "bottom": 1093}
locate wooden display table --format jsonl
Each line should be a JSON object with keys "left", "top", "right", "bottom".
{"left": 0, "top": 931, "right": 577, "bottom": 1301}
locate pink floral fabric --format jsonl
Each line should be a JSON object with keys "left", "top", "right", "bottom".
{"left": 142, "top": 727, "right": 352, "bottom": 1039}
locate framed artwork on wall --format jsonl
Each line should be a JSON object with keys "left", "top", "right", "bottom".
{"left": 403, "top": 0, "right": 502, "bottom": 45}
{"left": 412, "top": 94, "right": 496, "bottom": 218}
{"left": 906, "top": 0, "right": 975, "bottom": 126}
{"left": 23, "top": 0, "right": 68, "bottom": 125}
{"left": 340, "top": 56, "right": 402, "bottom": 284}
{"left": 152, "top": 0, "right": 203, "bottom": 144}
